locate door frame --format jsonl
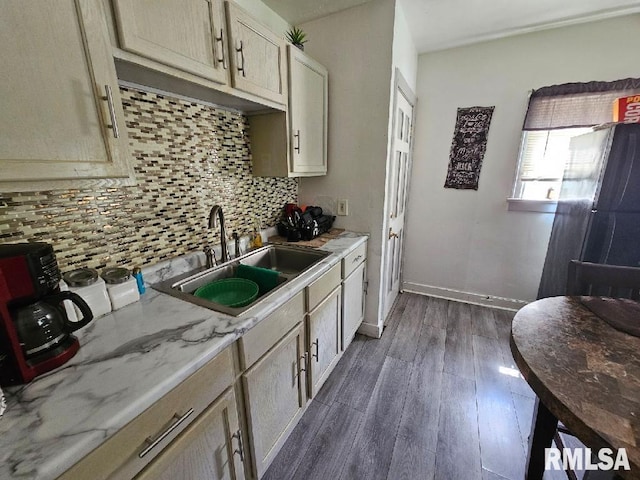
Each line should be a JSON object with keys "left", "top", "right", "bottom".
{"left": 379, "top": 69, "right": 417, "bottom": 325}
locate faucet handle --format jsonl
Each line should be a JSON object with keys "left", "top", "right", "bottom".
{"left": 232, "top": 232, "right": 241, "bottom": 258}
{"left": 204, "top": 246, "right": 218, "bottom": 268}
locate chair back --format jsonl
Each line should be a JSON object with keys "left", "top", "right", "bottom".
{"left": 566, "top": 260, "right": 640, "bottom": 299}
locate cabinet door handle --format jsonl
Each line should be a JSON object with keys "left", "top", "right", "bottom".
{"left": 215, "top": 28, "right": 227, "bottom": 69}
{"left": 139, "top": 408, "right": 194, "bottom": 458}
{"left": 389, "top": 228, "right": 399, "bottom": 239}
{"left": 294, "top": 130, "right": 301, "bottom": 153}
{"left": 312, "top": 339, "right": 319, "bottom": 362}
{"left": 299, "top": 354, "right": 307, "bottom": 373}
{"left": 102, "top": 85, "right": 120, "bottom": 139}
{"left": 236, "top": 40, "right": 245, "bottom": 77}
{"left": 294, "top": 354, "right": 306, "bottom": 382}
{"left": 232, "top": 429, "right": 245, "bottom": 462}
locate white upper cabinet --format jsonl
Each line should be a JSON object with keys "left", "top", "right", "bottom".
{"left": 225, "top": 1, "right": 287, "bottom": 105}
{"left": 111, "top": 0, "right": 230, "bottom": 85}
{"left": 288, "top": 45, "right": 328, "bottom": 176}
{"left": 248, "top": 47, "right": 328, "bottom": 177}
{"left": 0, "top": 0, "right": 132, "bottom": 192}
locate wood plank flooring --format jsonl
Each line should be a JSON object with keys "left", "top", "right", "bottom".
{"left": 262, "top": 293, "right": 540, "bottom": 480}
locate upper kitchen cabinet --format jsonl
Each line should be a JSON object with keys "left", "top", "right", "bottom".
{"left": 111, "top": 0, "right": 230, "bottom": 85}
{"left": 0, "top": 0, "right": 133, "bottom": 192}
{"left": 288, "top": 45, "right": 328, "bottom": 176}
{"left": 249, "top": 46, "right": 328, "bottom": 177}
{"left": 225, "top": 1, "right": 287, "bottom": 105}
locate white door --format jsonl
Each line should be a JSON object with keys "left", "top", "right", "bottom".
{"left": 382, "top": 74, "right": 416, "bottom": 321}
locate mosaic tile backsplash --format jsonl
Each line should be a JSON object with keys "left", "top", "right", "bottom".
{"left": 0, "top": 87, "right": 297, "bottom": 271}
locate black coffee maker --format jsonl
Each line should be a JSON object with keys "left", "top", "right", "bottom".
{"left": 0, "top": 243, "right": 93, "bottom": 385}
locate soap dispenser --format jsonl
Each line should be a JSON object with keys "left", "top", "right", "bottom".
{"left": 251, "top": 217, "right": 263, "bottom": 248}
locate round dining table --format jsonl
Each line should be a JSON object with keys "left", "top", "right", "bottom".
{"left": 510, "top": 296, "right": 640, "bottom": 480}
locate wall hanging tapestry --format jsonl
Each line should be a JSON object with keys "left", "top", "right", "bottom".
{"left": 444, "top": 106, "right": 495, "bottom": 190}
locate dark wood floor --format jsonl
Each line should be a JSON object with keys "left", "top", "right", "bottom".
{"left": 262, "top": 293, "right": 552, "bottom": 480}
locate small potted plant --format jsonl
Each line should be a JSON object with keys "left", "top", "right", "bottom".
{"left": 286, "top": 26, "right": 307, "bottom": 51}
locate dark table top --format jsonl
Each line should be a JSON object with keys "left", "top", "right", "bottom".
{"left": 510, "top": 296, "right": 640, "bottom": 478}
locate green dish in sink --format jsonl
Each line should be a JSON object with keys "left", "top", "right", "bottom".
{"left": 194, "top": 278, "right": 259, "bottom": 308}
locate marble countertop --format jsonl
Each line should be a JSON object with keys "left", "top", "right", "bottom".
{"left": 0, "top": 232, "right": 368, "bottom": 480}
{"left": 511, "top": 296, "right": 640, "bottom": 478}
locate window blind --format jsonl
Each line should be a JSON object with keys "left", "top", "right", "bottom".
{"left": 519, "top": 129, "right": 590, "bottom": 181}
{"left": 523, "top": 78, "right": 640, "bottom": 131}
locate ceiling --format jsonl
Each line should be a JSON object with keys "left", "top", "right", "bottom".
{"left": 262, "top": 0, "right": 640, "bottom": 53}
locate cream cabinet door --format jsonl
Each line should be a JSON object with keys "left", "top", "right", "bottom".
{"left": 288, "top": 46, "right": 328, "bottom": 176}
{"left": 307, "top": 286, "right": 341, "bottom": 397}
{"left": 0, "top": 0, "right": 131, "bottom": 191}
{"left": 225, "top": 1, "right": 286, "bottom": 105}
{"left": 112, "top": 0, "right": 229, "bottom": 85}
{"left": 342, "top": 262, "right": 366, "bottom": 350}
{"left": 242, "top": 323, "right": 306, "bottom": 478}
{"left": 134, "top": 388, "right": 245, "bottom": 480}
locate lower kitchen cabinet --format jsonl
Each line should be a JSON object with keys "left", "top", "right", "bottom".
{"left": 242, "top": 323, "right": 307, "bottom": 478}
{"left": 342, "top": 261, "right": 366, "bottom": 350}
{"left": 55, "top": 243, "right": 369, "bottom": 480}
{"left": 307, "top": 286, "right": 341, "bottom": 398}
{"left": 134, "top": 388, "right": 244, "bottom": 480}
{"left": 58, "top": 346, "right": 235, "bottom": 480}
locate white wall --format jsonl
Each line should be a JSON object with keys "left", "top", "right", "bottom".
{"left": 236, "top": 0, "right": 290, "bottom": 35}
{"left": 391, "top": 2, "right": 418, "bottom": 92}
{"left": 404, "top": 14, "right": 640, "bottom": 306}
{"left": 297, "top": 0, "right": 396, "bottom": 335}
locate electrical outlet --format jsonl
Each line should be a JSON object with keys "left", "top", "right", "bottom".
{"left": 337, "top": 199, "right": 349, "bottom": 216}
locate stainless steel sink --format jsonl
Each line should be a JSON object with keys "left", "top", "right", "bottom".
{"left": 153, "top": 244, "right": 329, "bottom": 316}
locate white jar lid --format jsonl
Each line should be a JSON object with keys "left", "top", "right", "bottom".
{"left": 63, "top": 268, "right": 99, "bottom": 287}
{"left": 101, "top": 267, "right": 131, "bottom": 284}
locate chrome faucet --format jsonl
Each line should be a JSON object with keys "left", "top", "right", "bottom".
{"left": 208, "top": 205, "right": 229, "bottom": 264}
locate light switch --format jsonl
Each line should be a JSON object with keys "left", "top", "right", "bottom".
{"left": 337, "top": 199, "right": 348, "bottom": 216}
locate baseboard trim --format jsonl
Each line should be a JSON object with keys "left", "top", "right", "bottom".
{"left": 402, "top": 282, "right": 527, "bottom": 311}
{"left": 357, "top": 321, "right": 382, "bottom": 338}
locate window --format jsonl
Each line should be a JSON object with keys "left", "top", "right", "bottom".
{"left": 513, "top": 127, "right": 592, "bottom": 201}
{"left": 509, "top": 78, "right": 640, "bottom": 212}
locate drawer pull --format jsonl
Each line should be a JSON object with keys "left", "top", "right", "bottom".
{"left": 215, "top": 28, "right": 227, "bottom": 69}
{"left": 299, "top": 354, "right": 307, "bottom": 374}
{"left": 352, "top": 254, "right": 363, "bottom": 263}
{"left": 139, "top": 408, "right": 194, "bottom": 458}
{"left": 294, "top": 353, "right": 307, "bottom": 382}
{"left": 236, "top": 40, "right": 245, "bottom": 77}
{"left": 102, "top": 85, "right": 120, "bottom": 139}
{"left": 232, "top": 429, "right": 245, "bottom": 462}
{"left": 294, "top": 130, "right": 301, "bottom": 153}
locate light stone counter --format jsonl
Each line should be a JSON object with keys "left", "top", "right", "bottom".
{"left": 0, "top": 232, "right": 368, "bottom": 480}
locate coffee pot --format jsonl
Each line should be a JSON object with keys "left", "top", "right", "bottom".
{"left": 12, "top": 291, "right": 93, "bottom": 360}
{"left": 0, "top": 243, "right": 95, "bottom": 385}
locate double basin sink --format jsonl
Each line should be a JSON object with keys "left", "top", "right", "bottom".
{"left": 153, "top": 244, "right": 329, "bottom": 316}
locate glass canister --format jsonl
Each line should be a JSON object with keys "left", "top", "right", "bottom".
{"left": 63, "top": 268, "right": 112, "bottom": 318}
{"left": 101, "top": 267, "right": 140, "bottom": 310}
